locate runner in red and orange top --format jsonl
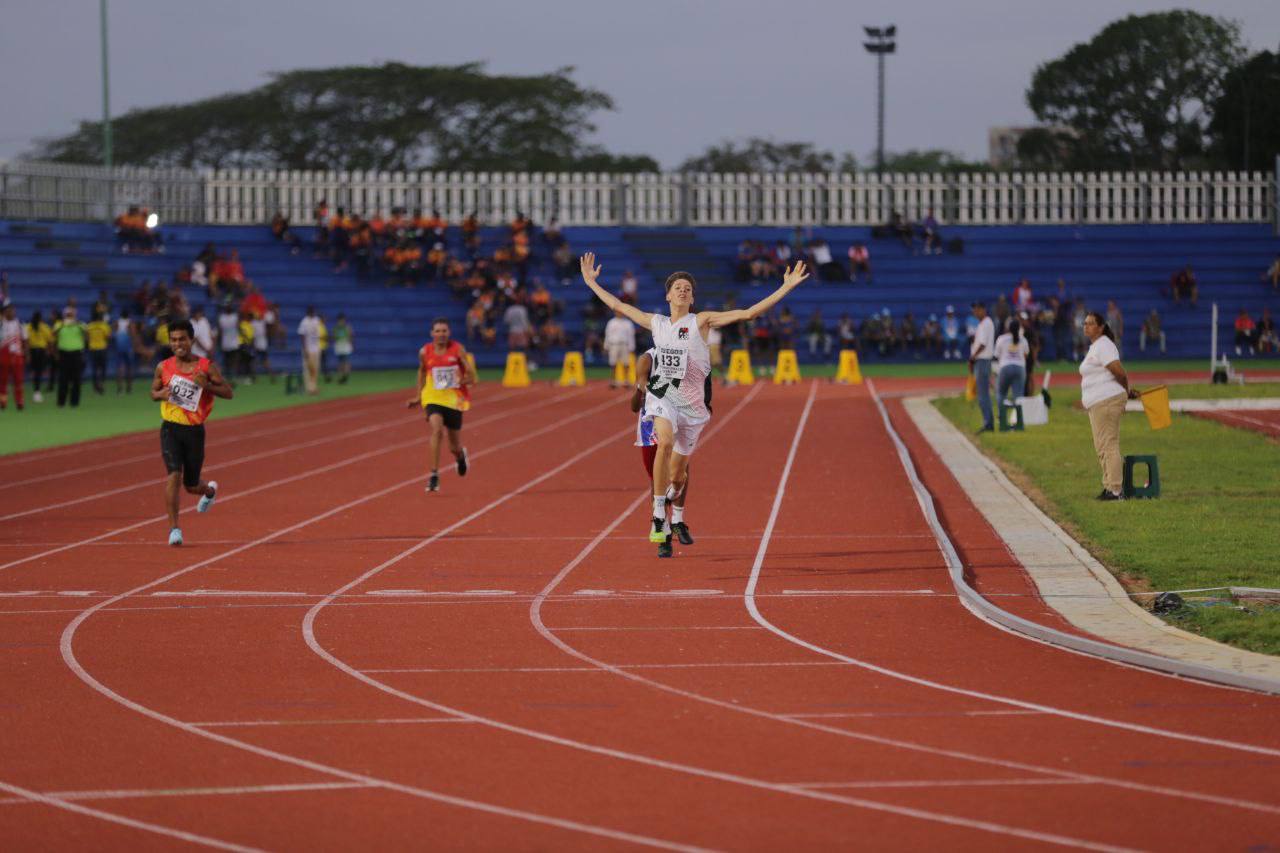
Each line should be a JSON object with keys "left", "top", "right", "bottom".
{"left": 405, "top": 317, "right": 473, "bottom": 493}
{"left": 149, "top": 320, "right": 234, "bottom": 546}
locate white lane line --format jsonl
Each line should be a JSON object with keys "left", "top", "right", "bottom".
{"left": 1, "top": 389, "right": 589, "bottom": 573}
{"left": 364, "top": 662, "right": 847, "bottom": 674}
{"left": 782, "top": 710, "right": 1046, "bottom": 719}
{"left": 780, "top": 589, "right": 936, "bottom": 596}
{"left": 0, "top": 781, "right": 372, "bottom": 806}
{"left": 0, "top": 779, "right": 259, "bottom": 851}
{"left": 0, "top": 403, "right": 383, "bottom": 491}
{"left": 191, "top": 718, "right": 472, "bottom": 728}
{"left": 789, "top": 778, "right": 1092, "bottom": 791}
{"left": 534, "top": 380, "right": 1280, "bottom": 820}
{"left": 57, "top": 400, "right": 699, "bottom": 852}
{"left": 551, "top": 626, "right": 764, "bottom": 632}
{"left": 517, "top": 381, "right": 1136, "bottom": 851}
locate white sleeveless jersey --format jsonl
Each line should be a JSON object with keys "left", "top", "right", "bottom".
{"left": 649, "top": 313, "right": 710, "bottom": 417}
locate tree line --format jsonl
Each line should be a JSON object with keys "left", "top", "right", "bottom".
{"left": 29, "top": 12, "right": 1280, "bottom": 174}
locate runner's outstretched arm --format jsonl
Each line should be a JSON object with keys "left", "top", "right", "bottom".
{"left": 699, "top": 262, "right": 809, "bottom": 329}
{"left": 581, "top": 253, "right": 653, "bottom": 331}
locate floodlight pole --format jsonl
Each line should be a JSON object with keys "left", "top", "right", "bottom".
{"left": 100, "top": 0, "right": 115, "bottom": 224}
{"left": 862, "top": 26, "right": 896, "bottom": 175}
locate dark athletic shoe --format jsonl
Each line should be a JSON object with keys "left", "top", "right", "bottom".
{"left": 427, "top": 471, "right": 440, "bottom": 493}
{"left": 1097, "top": 490, "right": 1124, "bottom": 501}
{"left": 671, "top": 522, "right": 694, "bottom": 546}
{"left": 649, "top": 517, "right": 667, "bottom": 543}
{"left": 456, "top": 448, "right": 469, "bottom": 477}
{"left": 657, "top": 535, "right": 673, "bottom": 558}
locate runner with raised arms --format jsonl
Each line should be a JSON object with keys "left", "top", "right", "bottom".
{"left": 581, "top": 252, "right": 808, "bottom": 545}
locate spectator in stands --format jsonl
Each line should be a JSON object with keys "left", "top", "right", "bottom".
{"left": 921, "top": 313, "right": 943, "bottom": 358}
{"left": 544, "top": 217, "right": 565, "bottom": 248}
{"left": 942, "top": 305, "right": 962, "bottom": 360}
{"left": 25, "top": 310, "right": 52, "bottom": 402}
{"left": 969, "top": 302, "right": 996, "bottom": 433}
{"left": 466, "top": 299, "right": 487, "bottom": 342}
{"left": 889, "top": 211, "right": 914, "bottom": 251}
{"left": 529, "top": 281, "right": 556, "bottom": 326}
{"left": 898, "top": 312, "right": 918, "bottom": 358}
{"left": 1234, "top": 308, "right": 1257, "bottom": 356}
{"left": 0, "top": 272, "right": 8, "bottom": 302}
{"left": 217, "top": 303, "right": 241, "bottom": 379}
{"left": 1170, "top": 264, "right": 1198, "bottom": 307}
{"left": 1139, "top": 309, "right": 1166, "bottom": 354}
{"left": 619, "top": 270, "right": 639, "bottom": 305}
{"left": 847, "top": 243, "right": 871, "bottom": 282}
{"left": 538, "top": 315, "right": 567, "bottom": 354}
{"left": 773, "top": 240, "right": 793, "bottom": 272}
{"left": 836, "top": 313, "right": 857, "bottom": 352}
{"left": 580, "top": 302, "right": 604, "bottom": 363}
{"left": 332, "top": 313, "right": 353, "bottom": 383}
{"left": 1013, "top": 278, "right": 1034, "bottom": 312}
{"left": 297, "top": 306, "right": 322, "bottom": 395}
{"left": 384, "top": 239, "right": 422, "bottom": 285}
{"left": 461, "top": 212, "right": 481, "bottom": 259}
{"left": 552, "top": 241, "right": 576, "bottom": 285}
{"left": 994, "top": 316, "right": 1030, "bottom": 407}
{"left": 86, "top": 308, "right": 111, "bottom": 394}
{"left": 1257, "top": 308, "right": 1277, "bottom": 354}
{"left": 114, "top": 205, "right": 161, "bottom": 253}
{"left": 211, "top": 249, "right": 247, "bottom": 298}
{"left": 313, "top": 200, "right": 330, "bottom": 253}
{"left": 921, "top": 209, "right": 943, "bottom": 255}
{"left": 809, "top": 239, "right": 845, "bottom": 282}
{"left": 53, "top": 307, "right": 88, "bottom": 408}
{"left": 776, "top": 307, "right": 798, "bottom": 350}
{"left": 806, "top": 309, "right": 831, "bottom": 357}
{"left": 1263, "top": 255, "right": 1280, "bottom": 293}
{"left": 1080, "top": 311, "right": 1139, "bottom": 501}
{"left": 749, "top": 314, "right": 775, "bottom": 361}
{"left": 270, "top": 211, "right": 302, "bottom": 253}
{"left": 1106, "top": 300, "right": 1125, "bottom": 357}
{"left": 1020, "top": 310, "right": 1039, "bottom": 395}
{"left": 503, "top": 299, "right": 532, "bottom": 351}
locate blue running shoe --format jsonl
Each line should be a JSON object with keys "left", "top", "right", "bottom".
{"left": 197, "top": 481, "right": 218, "bottom": 513}
{"left": 168, "top": 528, "right": 184, "bottom": 547}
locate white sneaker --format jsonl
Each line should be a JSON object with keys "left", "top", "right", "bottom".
{"left": 197, "top": 481, "right": 218, "bottom": 513}
{"left": 33, "top": 391, "right": 43, "bottom": 403}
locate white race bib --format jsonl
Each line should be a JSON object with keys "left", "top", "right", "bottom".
{"left": 655, "top": 346, "right": 687, "bottom": 380}
{"left": 432, "top": 365, "right": 460, "bottom": 390}
{"left": 168, "top": 375, "right": 203, "bottom": 412}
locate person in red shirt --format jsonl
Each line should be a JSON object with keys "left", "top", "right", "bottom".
{"left": 405, "top": 318, "right": 474, "bottom": 493}
{"left": 150, "top": 320, "right": 234, "bottom": 546}
{"left": 1234, "top": 308, "right": 1257, "bottom": 356}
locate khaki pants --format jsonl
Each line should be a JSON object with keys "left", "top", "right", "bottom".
{"left": 1087, "top": 393, "right": 1126, "bottom": 494}
{"left": 302, "top": 350, "right": 320, "bottom": 394}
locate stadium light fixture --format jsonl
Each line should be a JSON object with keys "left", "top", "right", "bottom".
{"left": 863, "top": 24, "right": 896, "bottom": 174}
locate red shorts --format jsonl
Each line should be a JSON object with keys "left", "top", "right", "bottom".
{"left": 640, "top": 444, "right": 657, "bottom": 479}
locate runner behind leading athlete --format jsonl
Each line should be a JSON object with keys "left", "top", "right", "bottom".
{"left": 150, "top": 320, "right": 233, "bottom": 546}
{"left": 406, "top": 317, "right": 474, "bottom": 493}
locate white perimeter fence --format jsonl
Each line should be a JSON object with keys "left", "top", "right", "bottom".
{"left": 1, "top": 158, "right": 1276, "bottom": 229}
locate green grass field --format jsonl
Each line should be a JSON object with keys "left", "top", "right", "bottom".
{"left": 933, "top": 385, "right": 1280, "bottom": 655}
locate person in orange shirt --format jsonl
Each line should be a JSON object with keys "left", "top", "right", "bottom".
{"left": 150, "top": 320, "right": 233, "bottom": 546}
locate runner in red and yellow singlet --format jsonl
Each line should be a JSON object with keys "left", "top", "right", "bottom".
{"left": 405, "top": 317, "right": 473, "bottom": 493}
{"left": 150, "top": 320, "right": 234, "bottom": 546}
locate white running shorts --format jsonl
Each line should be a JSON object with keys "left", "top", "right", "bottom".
{"left": 643, "top": 392, "right": 709, "bottom": 456}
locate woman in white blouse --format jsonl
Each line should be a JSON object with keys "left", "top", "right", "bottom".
{"left": 993, "top": 317, "right": 1030, "bottom": 405}
{"left": 1080, "top": 311, "right": 1139, "bottom": 501}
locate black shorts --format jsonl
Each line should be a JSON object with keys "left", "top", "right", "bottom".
{"left": 425, "top": 404, "right": 463, "bottom": 431}
{"left": 160, "top": 421, "right": 206, "bottom": 487}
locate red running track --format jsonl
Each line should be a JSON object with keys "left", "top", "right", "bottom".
{"left": 1, "top": 382, "right": 1278, "bottom": 850}
{"left": 1191, "top": 408, "right": 1280, "bottom": 439}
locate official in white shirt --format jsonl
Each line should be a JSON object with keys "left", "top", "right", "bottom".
{"left": 1080, "top": 311, "right": 1139, "bottom": 500}
{"left": 296, "top": 306, "right": 322, "bottom": 395}
{"left": 968, "top": 302, "right": 996, "bottom": 432}
{"left": 603, "top": 310, "right": 636, "bottom": 387}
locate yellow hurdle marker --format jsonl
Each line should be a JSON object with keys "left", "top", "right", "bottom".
{"left": 501, "top": 351, "right": 531, "bottom": 388}
{"left": 725, "top": 349, "right": 754, "bottom": 385}
{"left": 834, "top": 349, "right": 863, "bottom": 384}
{"left": 773, "top": 349, "right": 802, "bottom": 385}
{"left": 559, "top": 351, "right": 587, "bottom": 386}
{"left": 612, "top": 353, "right": 637, "bottom": 386}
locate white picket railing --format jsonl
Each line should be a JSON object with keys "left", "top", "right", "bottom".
{"left": 1, "top": 159, "right": 1275, "bottom": 228}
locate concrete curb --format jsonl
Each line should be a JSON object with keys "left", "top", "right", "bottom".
{"left": 894, "top": 393, "right": 1280, "bottom": 694}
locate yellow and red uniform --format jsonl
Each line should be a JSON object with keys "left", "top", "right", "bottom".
{"left": 159, "top": 356, "right": 216, "bottom": 425}
{"left": 419, "top": 341, "right": 471, "bottom": 411}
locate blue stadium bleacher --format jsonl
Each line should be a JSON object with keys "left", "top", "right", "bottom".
{"left": 1, "top": 219, "right": 1277, "bottom": 373}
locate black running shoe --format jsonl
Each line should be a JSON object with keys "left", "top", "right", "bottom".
{"left": 649, "top": 517, "right": 667, "bottom": 543}
{"left": 427, "top": 471, "right": 440, "bottom": 493}
{"left": 1097, "top": 490, "right": 1123, "bottom": 501}
{"left": 456, "top": 448, "right": 469, "bottom": 477}
{"left": 657, "top": 535, "right": 673, "bottom": 558}
{"left": 670, "top": 522, "right": 694, "bottom": 546}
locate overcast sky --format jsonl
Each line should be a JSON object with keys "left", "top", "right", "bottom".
{"left": 2, "top": 0, "right": 1278, "bottom": 169}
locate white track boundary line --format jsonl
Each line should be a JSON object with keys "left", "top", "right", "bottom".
{"left": 0, "top": 779, "right": 259, "bottom": 851}
{"left": 790, "top": 778, "right": 1091, "bottom": 790}
{"left": 55, "top": 398, "right": 703, "bottom": 851}
{"left": 530, "top": 381, "right": 1280, "bottom": 819}
{"left": 0, "top": 781, "right": 371, "bottom": 806}
{"left": 838, "top": 380, "right": 1280, "bottom": 736}
{"left": 0, "top": 389, "right": 589, "bottom": 573}
{"left": 0, "top": 388, "right": 526, "bottom": 521}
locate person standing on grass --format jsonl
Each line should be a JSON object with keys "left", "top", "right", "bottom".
{"left": 86, "top": 308, "right": 111, "bottom": 395}
{"left": 150, "top": 320, "right": 233, "bottom": 546}
{"left": 53, "top": 307, "right": 88, "bottom": 408}
{"left": 0, "top": 301, "right": 29, "bottom": 411}
{"left": 968, "top": 302, "right": 996, "bottom": 433}
{"left": 604, "top": 309, "right": 636, "bottom": 388}
{"left": 332, "top": 313, "right": 354, "bottom": 384}
{"left": 217, "top": 302, "right": 240, "bottom": 381}
{"left": 297, "top": 306, "right": 322, "bottom": 394}
{"left": 580, "top": 252, "right": 808, "bottom": 544}
{"left": 406, "top": 318, "right": 473, "bottom": 493}
{"left": 113, "top": 309, "right": 140, "bottom": 394}
{"left": 1080, "top": 311, "right": 1139, "bottom": 502}
{"left": 25, "top": 310, "right": 52, "bottom": 403}
{"left": 994, "top": 317, "right": 1029, "bottom": 406}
